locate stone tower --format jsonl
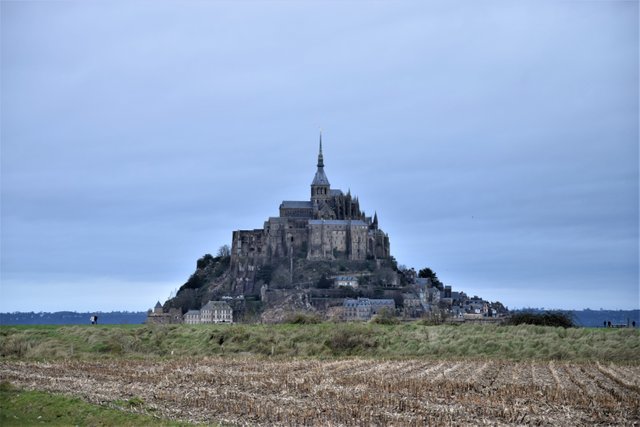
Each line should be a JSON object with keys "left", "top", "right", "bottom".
{"left": 230, "top": 134, "right": 391, "bottom": 277}
{"left": 310, "top": 133, "right": 330, "bottom": 213}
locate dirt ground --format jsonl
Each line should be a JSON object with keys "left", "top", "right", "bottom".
{"left": 1, "top": 358, "right": 639, "bottom": 426}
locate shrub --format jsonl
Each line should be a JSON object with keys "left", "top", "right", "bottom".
{"left": 326, "top": 327, "right": 378, "bottom": 353}
{"left": 508, "top": 311, "right": 575, "bottom": 328}
{"left": 370, "top": 308, "right": 399, "bottom": 325}
{"left": 196, "top": 254, "right": 215, "bottom": 269}
{"left": 316, "top": 275, "right": 333, "bottom": 289}
{"left": 285, "top": 313, "right": 322, "bottom": 324}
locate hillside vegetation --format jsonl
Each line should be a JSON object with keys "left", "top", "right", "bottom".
{"left": 1, "top": 323, "right": 638, "bottom": 363}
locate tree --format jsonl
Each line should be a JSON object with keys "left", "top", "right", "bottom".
{"left": 418, "top": 268, "right": 436, "bottom": 279}
{"left": 196, "top": 254, "right": 214, "bottom": 269}
{"left": 418, "top": 267, "right": 444, "bottom": 289}
{"left": 316, "top": 274, "right": 333, "bottom": 289}
{"left": 392, "top": 291, "right": 404, "bottom": 309}
{"left": 217, "top": 245, "right": 231, "bottom": 258}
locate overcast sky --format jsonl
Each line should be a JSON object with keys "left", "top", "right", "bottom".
{"left": 1, "top": 1, "right": 638, "bottom": 312}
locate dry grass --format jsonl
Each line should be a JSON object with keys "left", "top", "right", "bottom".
{"left": 1, "top": 358, "right": 639, "bottom": 425}
{"left": 2, "top": 323, "right": 639, "bottom": 362}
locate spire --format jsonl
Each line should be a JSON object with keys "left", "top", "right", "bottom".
{"left": 317, "top": 131, "right": 324, "bottom": 168}
{"left": 311, "top": 132, "right": 330, "bottom": 187}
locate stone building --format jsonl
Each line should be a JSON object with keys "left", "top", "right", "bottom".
{"left": 231, "top": 136, "right": 391, "bottom": 278}
{"left": 343, "top": 297, "right": 396, "bottom": 321}
{"left": 184, "top": 310, "right": 201, "bottom": 325}
{"left": 182, "top": 301, "right": 234, "bottom": 324}
{"left": 200, "top": 301, "right": 233, "bottom": 324}
{"left": 334, "top": 276, "right": 359, "bottom": 288}
{"left": 146, "top": 301, "right": 183, "bottom": 324}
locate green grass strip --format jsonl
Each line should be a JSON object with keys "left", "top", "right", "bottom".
{"left": 0, "top": 382, "right": 194, "bottom": 426}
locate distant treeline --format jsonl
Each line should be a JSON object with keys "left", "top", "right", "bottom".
{"left": 514, "top": 309, "right": 639, "bottom": 328}
{"left": 0, "top": 311, "right": 147, "bottom": 325}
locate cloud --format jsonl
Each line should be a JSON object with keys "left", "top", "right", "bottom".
{"left": 1, "top": 1, "right": 637, "bottom": 311}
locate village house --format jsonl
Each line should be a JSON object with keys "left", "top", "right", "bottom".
{"left": 184, "top": 310, "right": 201, "bottom": 325}
{"left": 402, "top": 293, "right": 423, "bottom": 318}
{"left": 343, "top": 298, "right": 395, "bottom": 321}
{"left": 334, "top": 276, "right": 359, "bottom": 288}
{"left": 200, "top": 300, "right": 233, "bottom": 324}
{"left": 182, "top": 301, "right": 234, "bottom": 324}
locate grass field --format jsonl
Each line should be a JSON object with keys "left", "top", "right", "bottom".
{"left": 1, "top": 323, "right": 639, "bottom": 425}
{"left": 0, "top": 381, "right": 193, "bottom": 426}
{"left": 1, "top": 322, "right": 639, "bottom": 362}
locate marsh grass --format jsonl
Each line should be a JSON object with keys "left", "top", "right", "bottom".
{"left": 0, "top": 323, "right": 638, "bottom": 362}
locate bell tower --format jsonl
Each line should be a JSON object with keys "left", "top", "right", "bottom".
{"left": 311, "top": 133, "right": 330, "bottom": 211}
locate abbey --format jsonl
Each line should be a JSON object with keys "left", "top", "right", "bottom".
{"left": 231, "top": 136, "right": 390, "bottom": 274}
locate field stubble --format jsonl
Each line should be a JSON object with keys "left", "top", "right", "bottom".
{"left": 1, "top": 358, "right": 639, "bottom": 426}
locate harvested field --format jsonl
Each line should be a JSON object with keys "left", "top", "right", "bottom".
{"left": 1, "top": 358, "right": 639, "bottom": 425}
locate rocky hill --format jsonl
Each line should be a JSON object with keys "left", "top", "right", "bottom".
{"left": 161, "top": 140, "right": 506, "bottom": 322}
{"left": 164, "top": 250, "right": 406, "bottom": 322}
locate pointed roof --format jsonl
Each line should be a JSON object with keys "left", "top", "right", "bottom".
{"left": 317, "top": 132, "right": 324, "bottom": 168}
{"left": 201, "top": 300, "right": 232, "bottom": 311}
{"left": 312, "top": 133, "right": 330, "bottom": 186}
{"left": 154, "top": 301, "right": 162, "bottom": 308}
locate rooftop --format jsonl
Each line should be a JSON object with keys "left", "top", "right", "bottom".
{"left": 201, "top": 301, "right": 232, "bottom": 311}
{"left": 312, "top": 168, "right": 330, "bottom": 186}
{"left": 280, "top": 201, "right": 313, "bottom": 209}
{"left": 308, "top": 220, "right": 367, "bottom": 226}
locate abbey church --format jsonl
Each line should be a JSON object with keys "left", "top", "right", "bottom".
{"left": 231, "top": 136, "right": 391, "bottom": 274}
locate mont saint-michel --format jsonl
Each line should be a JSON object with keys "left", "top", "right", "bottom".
{"left": 232, "top": 135, "right": 390, "bottom": 267}
{"left": 150, "top": 136, "right": 506, "bottom": 324}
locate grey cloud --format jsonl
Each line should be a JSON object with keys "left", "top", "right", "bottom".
{"left": 1, "top": 1, "right": 637, "bottom": 311}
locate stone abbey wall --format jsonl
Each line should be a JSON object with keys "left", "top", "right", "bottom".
{"left": 307, "top": 220, "right": 368, "bottom": 261}
{"left": 230, "top": 140, "right": 390, "bottom": 279}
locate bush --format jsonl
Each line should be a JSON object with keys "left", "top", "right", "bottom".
{"left": 285, "top": 313, "right": 322, "bottom": 324}
{"left": 326, "top": 327, "right": 378, "bottom": 353}
{"left": 316, "top": 275, "right": 333, "bottom": 289}
{"left": 180, "top": 274, "right": 204, "bottom": 290}
{"left": 370, "top": 308, "right": 399, "bottom": 325}
{"left": 508, "top": 311, "right": 575, "bottom": 328}
{"left": 196, "top": 254, "right": 215, "bottom": 269}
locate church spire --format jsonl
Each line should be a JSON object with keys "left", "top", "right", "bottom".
{"left": 311, "top": 132, "right": 330, "bottom": 204}
{"left": 317, "top": 132, "right": 324, "bottom": 168}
